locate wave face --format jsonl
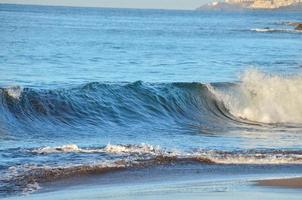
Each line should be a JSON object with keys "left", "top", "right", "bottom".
{"left": 1, "top": 69, "right": 302, "bottom": 152}
{"left": 0, "top": 80, "right": 233, "bottom": 138}
{"left": 1, "top": 81, "right": 208, "bottom": 124}
{"left": 1, "top": 70, "right": 302, "bottom": 132}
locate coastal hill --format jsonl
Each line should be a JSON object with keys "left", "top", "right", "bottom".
{"left": 197, "top": 0, "right": 302, "bottom": 10}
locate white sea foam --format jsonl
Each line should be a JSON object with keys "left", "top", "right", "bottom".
{"left": 30, "top": 143, "right": 302, "bottom": 165}
{"left": 32, "top": 144, "right": 84, "bottom": 153}
{"left": 104, "top": 143, "right": 161, "bottom": 154}
{"left": 32, "top": 143, "right": 162, "bottom": 155}
{"left": 251, "top": 28, "right": 276, "bottom": 32}
{"left": 194, "top": 150, "right": 302, "bottom": 164}
{"left": 251, "top": 28, "right": 302, "bottom": 33}
{"left": 22, "top": 182, "right": 41, "bottom": 195}
{"left": 208, "top": 69, "right": 302, "bottom": 124}
{"left": 5, "top": 86, "right": 23, "bottom": 99}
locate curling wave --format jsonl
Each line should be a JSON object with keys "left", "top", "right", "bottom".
{"left": 1, "top": 69, "right": 302, "bottom": 136}
{"left": 0, "top": 79, "right": 235, "bottom": 137}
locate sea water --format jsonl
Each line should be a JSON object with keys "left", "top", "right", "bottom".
{"left": 0, "top": 4, "right": 302, "bottom": 197}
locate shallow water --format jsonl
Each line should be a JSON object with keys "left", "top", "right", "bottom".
{"left": 0, "top": 4, "right": 302, "bottom": 197}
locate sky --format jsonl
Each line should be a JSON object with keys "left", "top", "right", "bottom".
{"left": 0, "top": 0, "right": 211, "bottom": 10}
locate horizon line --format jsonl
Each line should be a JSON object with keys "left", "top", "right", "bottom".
{"left": 0, "top": 2, "right": 199, "bottom": 11}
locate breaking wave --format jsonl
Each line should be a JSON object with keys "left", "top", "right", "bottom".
{"left": 1, "top": 69, "right": 302, "bottom": 136}
{"left": 209, "top": 69, "right": 302, "bottom": 124}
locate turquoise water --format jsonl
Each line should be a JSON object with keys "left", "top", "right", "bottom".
{"left": 0, "top": 4, "right": 302, "bottom": 197}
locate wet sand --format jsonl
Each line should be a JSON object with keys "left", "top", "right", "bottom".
{"left": 6, "top": 178, "right": 302, "bottom": 200}
{"left": 257, "top": 177, "right": 302, "bottom": 189}
{"left": 3, "top": 163, "right": 302, "bottom": 200}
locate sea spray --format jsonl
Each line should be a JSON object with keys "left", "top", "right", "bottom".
{"left": 209, "top": 69, "right": 302, "bottom": 124}
{"left": 3, "top": 86, "right": 23, "bottom": 100}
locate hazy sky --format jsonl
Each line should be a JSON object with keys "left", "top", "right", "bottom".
{"left": 0, "top": 0, "right": 210, "bottom": 10}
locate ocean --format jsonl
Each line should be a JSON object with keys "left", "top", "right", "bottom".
{"left": 0, "top": 4, "right": 302, "bottom": 199}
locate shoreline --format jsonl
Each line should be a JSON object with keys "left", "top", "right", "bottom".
{"left": 6, "top": 174, "right": 302, "bottom": 200}
{"left": 257, "top": 177, "right": 302, "bottom": 189}
{"left": 2, "top": 161, "right": 302, "bottom": 199}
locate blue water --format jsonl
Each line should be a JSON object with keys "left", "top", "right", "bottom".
{"left": 1, "top": 4, "right": 302, "bottom": 197}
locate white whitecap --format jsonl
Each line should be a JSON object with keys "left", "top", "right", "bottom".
{"left": 5, "top": 85, "right": 23, "bottom": 99}
{"left": 208, "top": 69, "right": 302, "bottom": 124}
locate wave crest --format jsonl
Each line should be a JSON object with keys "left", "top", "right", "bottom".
{"left": 2, "top": 86, "right": 23, "bottom": 100}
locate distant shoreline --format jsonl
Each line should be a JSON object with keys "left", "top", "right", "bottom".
{"left": 197, "top": 2, "right": 302, "bottom": 11}
{"left": 1, "top": 3, "right": 302, "bottom": 12}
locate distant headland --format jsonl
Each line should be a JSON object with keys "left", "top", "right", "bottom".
{"left": 197, "top": 0, "right": 302, "bottom": 10}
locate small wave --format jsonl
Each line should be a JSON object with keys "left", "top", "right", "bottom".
{"left": 32, "top": 144, "right": 102, "bottom": 154}
{"left": 104, "top": 143, "right": 162, "bottom": 154}
{"left": 31, "top": 143, "right": 163, "bottom": 155}
{"left": 251, "top": 28, "right": 278, "bottom": 32}
{"left": 194, "top": 149, "right": 302, "bottom": 164}
{"left": 250, "top": 28, "right": 302, "bottom": 33}
{"left": 30, "top": 144, "right": 302, "bottom": 165}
